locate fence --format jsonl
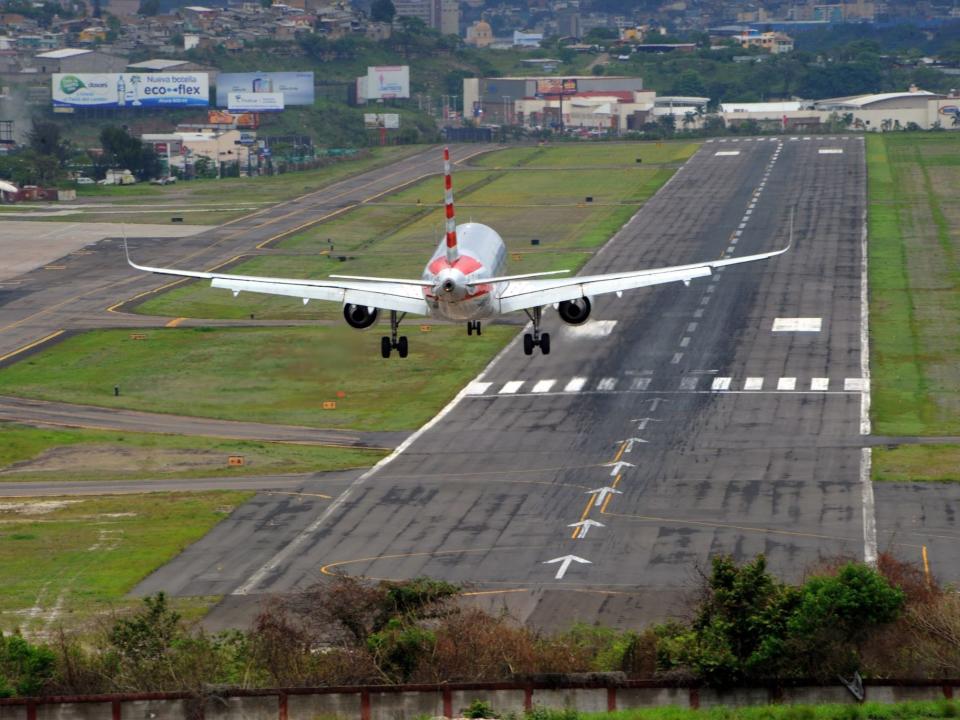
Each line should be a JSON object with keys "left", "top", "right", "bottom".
{"left": 1, "top": 679, "right": 958, "bottom": 720}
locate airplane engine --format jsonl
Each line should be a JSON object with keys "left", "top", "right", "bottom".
{"left": 343, "top": 304, "right": 379, "bottom": 329}
{"left": 557, "top": 297, "right": 592, "bottom": 325}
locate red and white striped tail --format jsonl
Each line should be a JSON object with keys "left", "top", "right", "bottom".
{"left": 443, "top": 146, "right": 458, "bottom": 264}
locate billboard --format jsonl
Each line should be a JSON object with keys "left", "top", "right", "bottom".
{"left": 365, "top": 66, "right": 410, "bottom": 100}
{"left": 53, "top": 73, "right": 209, "bottom": 108}
{"left": 216, "top": 72, "right": 314, "bottom": 107}
{"left": 228, "top": 91, "right": 284, "bottom": 113}
{"left": 536, "top": 78, "right": 577, "bottom": 95}
{"left": 364, "top": 113, "right": 400, "bottom": 129}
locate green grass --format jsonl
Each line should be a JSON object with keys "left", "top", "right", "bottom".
{"left": 471, "top": 140, "right": 700, "bottom": 168}
{"left": 868, "top": 133, "right": 960, "bottom": 436}
{"left": 0, "top": 491, "right": 251, "bottom": 634}
{"left": 553, "top": 701, "right": 960, "bottom": 720}
{"left": 873, "top": 444, "right": 960, "bottom": 483}
{"left": 0, "top": 422, "right": 386, "bottom": 483}
{"left": 134, "top": 144, "right": 687, "bottom": 322}
{"left": 0, "top": 326, "right": 514, "bottom": 431}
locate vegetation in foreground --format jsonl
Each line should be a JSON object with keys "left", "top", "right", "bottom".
{"left": 4, "top": 552, "right": 959, "bottom": 697}
{"left": 0, "top": 492, "right": 251, "bottom": 636}
{"left": 528, "top": 702, "right": 960, "bottom": 720}
{"left": 0, "top": 325, "right": 515, "bottom": 431}
{"left": 0, "top": 422, "right": 387, "bottom": 483}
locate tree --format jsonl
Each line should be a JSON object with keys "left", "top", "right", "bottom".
{"left": 28, "top": 121, "right": 70, "bottom": 165}
{"left": 0, "top": 632, "right": 55, "bottom": 697}
{"left": 99, "top": 126, "right": 161, "bottom": 180}
{"left": 673, "top": 69, "right": 705, "bottom": 96}
{"left": 370, "top": 0, "right": 395, "bottom": 23}
{"left": 138, "top": 0, "right": 160, "bottom": 15}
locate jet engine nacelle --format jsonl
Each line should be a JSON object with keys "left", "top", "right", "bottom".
{"left": 343, "top": 304, "right": 379, "bottom": 329}
{"left": 557, "top": 297, "right": 592, "bottom": 325}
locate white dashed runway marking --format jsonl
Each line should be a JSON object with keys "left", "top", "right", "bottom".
{"left": 773, "top": 317, "right": 823, "bottom": 332}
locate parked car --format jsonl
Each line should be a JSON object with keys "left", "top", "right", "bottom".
{"left": 75, "top": 176, "right": 95, "bottom": 185}
{"left": 150, "top": 176, "right": 177, "bottom": 185}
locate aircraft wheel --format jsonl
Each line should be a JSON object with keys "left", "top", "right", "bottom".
{"left": 381, "top": 336, "right": 391, "bottom": 359}
{"left": 540, "top": 332, "right": 551, "bottom": 355}
{"left": 467, "top": 322, "right": 473, "bottom": 336}
{"left": 523, "top": 334, "right": 534, "bottom": 356}
{"left": 476, "top": 322, "right": 482, "bottom": 336}
{"left": 397, "top": 336, "right": 409, "bottom": 358}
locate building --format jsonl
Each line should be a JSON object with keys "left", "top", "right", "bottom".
{"left": 33, "top": 48, "right": 128, "bottom": 74}
{"left": 464, "top": 75, "right": 646, "bottom": 126}
{"left": 739, "top": 30, "right": 794, "bottom": 53}
{"left": 465, "top": 20, "right": 493, "bottom": 47}
{"left": 513, "top": 30, "right": 543, "bottom": 47}
{"left": 126, "top": 58, "right": 219, "bottom": 84}
{"left": 813, "top": 89, "right": 958, "bottom": 131}
{"left": 141, "top": 129, "right": 252, "bottom": 175}
{"left": 437, "top": 0, "right": 459, "bottom": 36}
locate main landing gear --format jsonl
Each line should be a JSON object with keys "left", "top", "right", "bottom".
{"left": 466, "top": 320, "right": 482, "bottom": 336}
{"left": 381, "top": 310, "right": 408, "bottom": 359}
{"left": 522, "top": 306, "right": 550, "bottom": 356}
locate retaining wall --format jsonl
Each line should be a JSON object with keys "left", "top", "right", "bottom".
{"left": 0, "top": 679, "right": 957, "bottom": 720}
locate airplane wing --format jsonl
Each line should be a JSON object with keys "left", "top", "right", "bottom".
{"left": 125, "top": 245, "right": 431, "bottom": 316}
{"left": 497, "top": 246, "right": 788, "bottom": 314}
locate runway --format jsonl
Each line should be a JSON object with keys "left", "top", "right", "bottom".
{"left": 134, "top": 136, "right": 909, "bottom": 630}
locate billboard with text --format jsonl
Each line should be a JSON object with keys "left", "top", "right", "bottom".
{"left": 365, "top": 66, "right": 410, "bottom": 100}
{"left": 216, "top": 72, "right": 314, "bottom": 107}
{"left": 53, "top": 73, "right": 209, "bottom": 108}
{"left": 228, "top": 91, "right": 284, "bottom": 113}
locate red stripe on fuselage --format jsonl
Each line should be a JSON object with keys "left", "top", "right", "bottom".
{"left": 428, "top": 255, "right": 482, "bottom": 275}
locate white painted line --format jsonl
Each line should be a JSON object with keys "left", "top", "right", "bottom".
{"left": 712, "top": 377, "right": 732, "bottom": 390}
{"left": 734, "top": 230, "right": 743, "bottom": 236}
{"left": 630, "top": 377, "right": 651, "bottom": 391}
{"left": 671, "top": 353, "right": 683, "bottom": 364}
{"left": 819, "top": 148, "right": 843, "bottom": 154}
{"left": 845, "top": 377, "right": 869, "bottom": 392}
{"left": 564, "top": 377, "right": 587, "bottom": 392}
{"left": 715, "top": 150, "right": 741, "bottom": 156}
{"left": 744, "top": 209, "right": 752, "bottom": 216}
{"left": 466, "top": 381, "right": 492, "bottom": 395}
{"left": 858, "top": 204, "right": 876, "bottom": 566}
{"left": 738, "top": 223, "right": 747, "bottom": 230}
{"left": 726, "top": 245, "right": 735, "bottom": 253}
{"left": 862, "top": 447, "right": 877, "bottom": 566}
{"left": 679, "top": 337, "right": 690, "bottom": 348}
{"left": 744, "top": 377, "right": 764, "bottom": 390}
{"left": 679, "top": 377, "right": 699, "bottom": 390}
{"left": 772, "top": 317, "right": 822, "bottom": 332}
{"left": 700, "top": 296, "right": 711, "bottom": 305}
{"left": 777, "top": 377, "right": 797, "bottom": 391}
{"left": 500, "top": 380, "right": 524, "bottom": 394}
{"left": 687, "top": 322, "right": 698, "bottom": 332}
{"left": 810, "top": 377, "right": 830, "bottom": 391}
{"left": 706, "top": 285, "right": 716, "bottom": 293}
{"left": 532, "top": 379, "right": 556, "bottom": 393}
{"left": 597, "top": 377, "right": 618, "bottom": 391}
{"left": 693, "top": 309, "right": 704, "bottom": 318}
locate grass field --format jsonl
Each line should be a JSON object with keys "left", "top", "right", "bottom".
{"left": 868, "top": 134, "right": 960, "bottom": 438}
{"left": 554, "top": 701, "right": 960, "bottom": 720}
{"left": 0, "top": 422, "right": 386, "bottom": 483}
{"left": 0, "top": 326, "right": 515, "bottom": 430}
{"left": 0, "top": 491, "right": 250, "bottom": 634}
{"left": 134, "top": 141, "right": 693, "bottom": 321}
{"left": 872, "top": 444, "right": 960, "bottom": 483}
{"left": 470, "top": 140, "right": 701, "bottom": 168}
{"left": 3, "top": 146, "right": 425, "bottom": 226}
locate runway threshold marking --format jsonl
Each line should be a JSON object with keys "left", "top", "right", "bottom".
{"left": 0, "top": 330, "right": 65, "bottom": 364}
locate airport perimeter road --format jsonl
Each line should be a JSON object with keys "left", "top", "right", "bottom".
{"left": 0, "top": 144, "right": 499, "bottom": 362}
{"left": 142, "top": 136, "right": 879, "bottom": 630}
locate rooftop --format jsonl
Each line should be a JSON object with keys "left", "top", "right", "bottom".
{"left": 35, "top": 48, "right": 91, "bottom": 58}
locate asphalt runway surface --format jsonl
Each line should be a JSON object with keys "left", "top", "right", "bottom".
{"left": 134, "top": 136, "right": 955, "bottom": 632}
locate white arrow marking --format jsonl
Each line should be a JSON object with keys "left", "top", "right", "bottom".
{"left": 648, "top": 398, "right": 669, "bottom": 412}
{"left": 604, "top": 460, "right": 635, "bottom": 476}
{"left": 587, "top": 486, "right": 622, "bottom": 507}
{"left": 568, "top": 519, "right": 605, "bottom": 539}
{"left": 544, "top": 554, "right": 592, "bottom": 579}
{"left": 618, "top": 437, "right": 648, "bottom": 452}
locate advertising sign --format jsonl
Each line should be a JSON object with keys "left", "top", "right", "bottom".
{"left": 216, "top": 72, "right": 315, "bottom": 107}
{"left": 228, "top": 91, "right": 284, "bottom": 113}
{"left": 364, "top": 113, "right": 400, "bottom": 129}
{"left": 365, "top": 66, "right": 410, "bottom": 100}
{"left": 536, "top": 78, "right": 577, "bottom": 95}
{"left": 53, "top": 73, "right": 209, "bottom": 108}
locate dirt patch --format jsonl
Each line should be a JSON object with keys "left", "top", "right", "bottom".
{"left": 0, "top": 500, "right": 83, "bottom": 514}
{"left": 0, "top": 445, "right": 232, "bottom": 476}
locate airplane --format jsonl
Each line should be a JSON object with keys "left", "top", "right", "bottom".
{"left": 126, "top": 147, "right": 789, "bottom": 359}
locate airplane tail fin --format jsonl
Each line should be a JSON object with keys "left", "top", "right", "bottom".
{"left": 443, "top": 146, "right": 458, "bottom": 264}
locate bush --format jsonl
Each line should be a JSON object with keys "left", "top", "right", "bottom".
{"left": 0, "top": 631, "right": 55, "bottom": 697}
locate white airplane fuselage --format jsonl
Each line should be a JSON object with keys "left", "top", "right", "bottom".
{"left": 421, "top": 222, "right": 507, "bottom": 322}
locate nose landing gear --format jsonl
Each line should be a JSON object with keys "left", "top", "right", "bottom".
{"left": 522, "top": 307, "right": 550, "bottom": 356}
{"left": 381, "top": 310, "right": 408, "bottom": 358}
{"left": 466, "top": 320, "right": 482, "bottom": 336}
